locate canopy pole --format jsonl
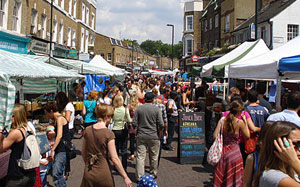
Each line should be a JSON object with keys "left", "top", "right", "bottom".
{"left": 94, "top": 74, "right": 97, "bottom": 90}
{"left": 227, "top": 78, "right": 230, "bottom": 98}
{"left": 223, "top": 79, "right": 226, "bottom": 101}
{"left": 20, "top": 79, "right": 24, "bottom": 104}
{"left": 275, "top": 76, "right": 282, "bottom": 111}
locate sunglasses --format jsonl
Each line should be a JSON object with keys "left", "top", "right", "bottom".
{"left": 293, "top": 141, "right": 300, "bottom": 150}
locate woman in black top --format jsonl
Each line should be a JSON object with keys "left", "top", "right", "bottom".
{"left": 0, "top": 104, "right": 36, "bottom": 187}
{"left": 44, "top": 102, "right": 70, "bottom": 187}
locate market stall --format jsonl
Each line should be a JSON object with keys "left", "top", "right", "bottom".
{"left": 0, "top": 49, "right": 84, "bottom": 130}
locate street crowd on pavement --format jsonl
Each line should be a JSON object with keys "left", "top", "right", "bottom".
{"left": 1, "top": 71, "right": 300, "bottom": 187}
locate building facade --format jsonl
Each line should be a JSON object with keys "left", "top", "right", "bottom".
{"left": 94, "top": 33, "right": 158, "bottom": 69}
{"left": 233, "top": 0, "right": 299, "bottom": 49}
{"left": 201, "top": 0, "right": 221, "bottom": 51}
{"left": 220, "top": 0, "right": 255, "bottom": 45}
{"left": 0, "top": 0, "right": 96, "bottom": 58}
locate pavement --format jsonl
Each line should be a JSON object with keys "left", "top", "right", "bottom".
{"left": 50, "top": 133, "right": 214, "bottom": 187}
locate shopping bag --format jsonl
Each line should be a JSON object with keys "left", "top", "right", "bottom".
{"left": 0, "top": 149, "right": 11, "bottom": 179}
{"left": 207, "top": 120, "right": 223, "bottom": 166}
{"left": 244, "top": 131, "right": 258, "bottom": 154}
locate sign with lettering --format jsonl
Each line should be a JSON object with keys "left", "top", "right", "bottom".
{"left": 179, "top": 112, "right": 205, "bottom": 164}
{"left": 31, "top": 40, "right": 49, "bottom": 54}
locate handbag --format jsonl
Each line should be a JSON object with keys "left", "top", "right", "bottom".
{"left": 0, "top": 149, "right": 11, "bottom": 179}
{"left": 207, "top": 119, "right": 223, "bottom": 166}
{"left": 244, "top": 130, "right": 258, "bottom": 154}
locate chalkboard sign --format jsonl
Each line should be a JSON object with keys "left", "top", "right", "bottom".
{"left": 178, "top": 112, "right": 205, "bottom": 164}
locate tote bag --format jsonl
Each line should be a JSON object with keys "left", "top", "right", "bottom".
{"left": 207, "top": 119, "right": 223, "bottom": 166}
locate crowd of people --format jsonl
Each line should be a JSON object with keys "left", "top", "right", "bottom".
{"left": 0, "top": 72, "right": 300, "bottom": 187}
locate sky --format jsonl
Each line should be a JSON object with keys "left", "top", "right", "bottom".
{"left": 96, "top": 0, "right": 185, "bottom": 45}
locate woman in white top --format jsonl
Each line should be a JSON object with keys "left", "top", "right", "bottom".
{"left": 254, "top": 121, "right": 300, "bottom": 187}
{"left": 55, "top": 92, "right": 75, "bottom": 138}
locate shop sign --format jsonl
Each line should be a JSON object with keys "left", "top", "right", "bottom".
{"left": 0, "top": 30, "right": 31, "bottom": 54}
{"left": 31, "top": 40, "right": 49, "bottom": 54}
{"left": 53, "top": 44, "right": 69, "bottom": 58}
{"left": 79, "top": 53, "right": 89, "bottom": 60}
{"left": 149, "top": 60, "right": 155, "bottom": 65}
{"left": 69, "top": 49, "right": 77, "bottom": 57}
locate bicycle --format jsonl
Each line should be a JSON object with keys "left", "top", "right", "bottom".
{"left": 73, "top": 115, "right": 85, "bottom": 139}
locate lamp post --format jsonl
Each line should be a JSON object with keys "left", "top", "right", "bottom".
{"left": 49, "top": 0, "right": 53, "bottom": 57}
{"left": 167, "top": 24, "right": 174, "bottom": 70}
{"left": 131, "top": 40, "right": 136, "bottom": 69}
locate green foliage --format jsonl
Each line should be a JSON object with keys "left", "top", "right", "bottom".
{"left": 140, "top": 40, "right": 183, "bottom": 59}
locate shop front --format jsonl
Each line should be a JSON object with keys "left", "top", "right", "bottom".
{"left": 53, "top": 43, "right": 69, "bottom": 58}
{"left": 0, "top": 30, "right": 31, "bottom": 54}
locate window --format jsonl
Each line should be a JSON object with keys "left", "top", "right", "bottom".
{"left": 260, "top": 26, "right": 266, "bottom": 40}
{"left": 204, "top": 20, "right": 207, "bottom": 32}
{"left": 225, "top": 14, "right": 230, "bottom": 32}
{"left": 80, "top": 28, "right": 84, "bottom": 51}
{"left": 82, "top": 3, "right": 85, "bottom": 22}
{"left": 100, "top": 53, "right": 104, "bottom": 58}
{"left": 41, "top": 14, "right": 47, "bottom": 39}
{"left": 287, "top": 24, "right": 299, "bottom": 41}
{"left": 187, "top": 39, "right": 193, "bottom": 56}
{"left": 53, "top": 19, "right": 57, "bottom": 42}
{"left": 0, "top": 0, "right": 8, "bottom": 28}
{"left": 68, "top": 0, "right": 72, "bottom": 14}
{"left": 67, "top": 27, "right": 71, "bottom": 46}
{"left": 110, "top": 38, "right": 117, "bottom": 45}
{"left": 186, "top": 15, "right": 193, "bottom": 31}
{"left": 12, "top": 0, "right": 21, "bottom": 32}
{"left": 215, "top": 40, "right": 219, "bottom": 47}
{"left": 71, "top": 30, "right": 76, "bottom": 47}
{"left": 239, "top": 33, "right": 243, "bottom": 42}
{"left": 58, "top": 22, "right": 63, "bottom": 44}
{"left": 86, "top": 7, "right": 89, "bottom": 25}
{"left": 209, "top": 18, "right": 212, "bottom": 30}
{"left": 90, "top": 35, "right": 95, "bottom": 46}
{"left": 55, "top": 0, "right": 58, "bottom": 4}
{"left": 85, "top": 30, "right": 88, "bottom": 53}
{"left": 61, "top": 0, "right": 64, "bottom": 9}
{"left": 215, "top": 14, "right": 219, "bottom": 28}
{"left": 107, "top": 53, "right": 112, "bottom": 61}
{"left": 73, "top": 0, "right": 76, "bottom": 18}
{"left": 91, "top": 13, "right": 95, "bottom": 29}
{"left": 30, "top": 9, "right": 37, "bottom": 34}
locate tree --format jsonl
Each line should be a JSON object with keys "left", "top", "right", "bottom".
{"left": 140, "top": 40, "right": 182, "bottom": 59}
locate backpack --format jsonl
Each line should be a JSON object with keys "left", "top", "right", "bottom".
{"left": 17, "top": 128, "right": 40, "bottom": 170}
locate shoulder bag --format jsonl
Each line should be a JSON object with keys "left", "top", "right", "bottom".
{"left": 207, "top": 119, "right": 223, "bottom": 166}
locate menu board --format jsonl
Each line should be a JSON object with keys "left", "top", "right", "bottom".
{"left": 179, "top": 112, "right": 205, "bottom": 164}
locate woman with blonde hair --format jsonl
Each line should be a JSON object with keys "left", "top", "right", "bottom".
{"left": 112, "top": 95, "right": 132, "bottom": 171}
{"left": 213, "top": 99, "right": 250, "bottom": 186}
{"left": 128, "top": 92, "right": 140, "bottom": 160}
{"left": 82, "top": 90, "right": 98, "bottom": 127}
{"left": 254, "top": 121, "right": 300, "bottom": 187}
{"left": 81, "top": 104, "right": 132, "bottom": 187}
{"left": 0, "top": 104, "right": 36, "bottom": 186}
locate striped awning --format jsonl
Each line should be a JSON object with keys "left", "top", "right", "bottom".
{"left": 0, "top": 49, "right": 84, "bottom": 130}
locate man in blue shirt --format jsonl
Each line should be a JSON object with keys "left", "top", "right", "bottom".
{"left": 247, "top": 89, "right": 269, "bottom": 128}
{"left": 267, "top": 91, "right": 300, "bottom": 126}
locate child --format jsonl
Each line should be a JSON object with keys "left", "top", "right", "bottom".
{"left": 40, "top": 125, "right": 56, "bottom": 187}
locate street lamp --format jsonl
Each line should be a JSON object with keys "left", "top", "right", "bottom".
{"left": 167, "top": 24, "right": 174, "bottom": 70}
{"left": 131, "top": 40, "right": 137, "bottom": 69}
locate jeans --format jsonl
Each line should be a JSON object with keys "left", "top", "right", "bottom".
{"left": 53, "top": 152, "right": 66, "bottom": 187}
{"left": 113, "top": 129, "right": 128, "bottom": 170}
{"left": 40, "top": 171, "right": 47, "bottom": 187}
{"left": 129, "top": 133, "right": 136, "bottom": 155}
{"left": 166, "top": 116, "right": 177, "bottom": 149}
{"left": 136, "top": 139, "right": 160, "bottom": 181}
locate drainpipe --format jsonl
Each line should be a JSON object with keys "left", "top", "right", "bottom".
{"left": 268, "top": 20, "right": 273, "bottom": 49}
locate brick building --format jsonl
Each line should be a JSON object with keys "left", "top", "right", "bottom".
{"left": 220, "top": 0, "right": 255, "bottom": 45}
{"left": 201, "top": 0, "right": 221, "bottom": 51}
{"left": 94, "top": 32, "right": 157, "bottom": 69}
{"left": 0, "top": 0, "right": 96, "bottom": 58}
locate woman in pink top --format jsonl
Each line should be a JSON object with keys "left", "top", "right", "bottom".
{"left": 222, "top": 99, "right": 260, "bottom": 165}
